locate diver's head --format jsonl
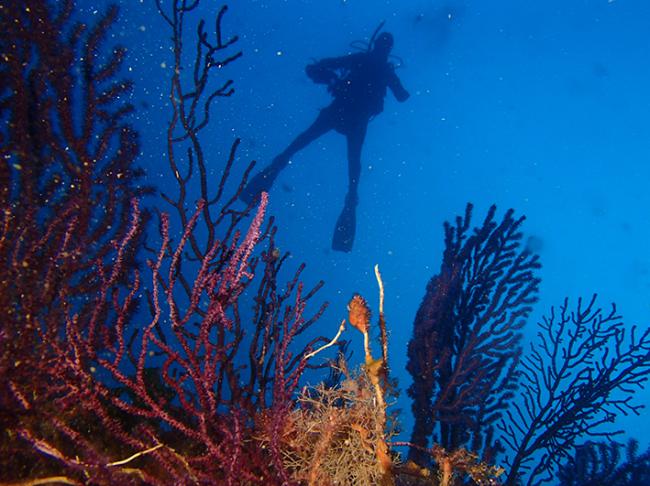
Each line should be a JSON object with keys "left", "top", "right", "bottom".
{"left": 372, "top": 32, "right": 394, "bottom": 57}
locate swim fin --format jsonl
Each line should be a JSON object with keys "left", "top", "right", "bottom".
{"left": 332, "top": 196, "right": 357, "bottom": 252}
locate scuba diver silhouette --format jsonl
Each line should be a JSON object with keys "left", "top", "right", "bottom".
{"left": 241, "top": 29, "right": 409, "bottom": 252}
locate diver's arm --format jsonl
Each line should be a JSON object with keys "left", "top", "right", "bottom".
{"left": 388, "top": 71, "right": 410, "bottom": 102}
{"left": 306, "top": 54, "right": 360, "bottom": 85}
{"left": 316, "top": 53, "right": 362, "bottom": 70}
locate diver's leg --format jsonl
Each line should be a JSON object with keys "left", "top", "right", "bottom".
{"left": 272, "top": 112, "right": 333, "bottom": 169}
{"left": 332, "top": 123, "right": 367, "bottom": 252}
{"left": 345, "top": 123, "right": 365, "bottom": 202}
{"left": 240, "top": 111, "right": 333, "bottom": 204}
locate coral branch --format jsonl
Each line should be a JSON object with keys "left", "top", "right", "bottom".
{"left": 500, "top": 296, "right": 650, "bottom": 485}
{"left": 1, "top": 2, "right": 328, "bottom": 484}
{"left": 407, "top": 203, "right": 541, "bottom": 466}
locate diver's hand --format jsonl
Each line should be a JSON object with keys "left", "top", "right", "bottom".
{"left": 306, "top": 63, "right": 337, "bottom": 85}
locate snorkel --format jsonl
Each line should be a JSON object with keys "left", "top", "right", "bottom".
{"left": 349, "top": 21, "right": 403, "bottom": 67}
{"left": 368, "top": 20, "right": 387, "bottom": 51}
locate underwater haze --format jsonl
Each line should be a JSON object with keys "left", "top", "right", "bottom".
{"left": 4, "top": 0, "right": 650, "bottom": 484}
{"left": 128, "top": 0, "right": 650, "bottom": 446}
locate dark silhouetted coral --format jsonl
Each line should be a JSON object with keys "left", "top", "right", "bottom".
{"left": 558, "top": 439, "right": 650, "bottom": 486}
{"left": 499, "top": 297, "right": 650, "bottom": 485}
{"left": 406, "top": 204, "right": 541, "bottom": 467}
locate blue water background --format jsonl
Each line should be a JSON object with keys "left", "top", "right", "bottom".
{"left": 84, "top": 0, "right": 650, "bottom": 459}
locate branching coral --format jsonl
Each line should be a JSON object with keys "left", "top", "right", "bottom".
{"left": 405, "top": 204, "right": 650, "bottom": 485}
{"left": 558, "top": 438, "right": 650, "bottom": 486}
{"left": 406, "top": 204, "right": 541, "bottom": 466}
{"left": 1, "top": 1, "right": 330, "bottom": 484}
{"left": 277, "top": 368, "right": 394, "bottom": 486}
{"left": 267, "top": 266, "right": 396, "bottom": 486}
{"left": 499, "top": 296, "right": 650, "bottom": 485}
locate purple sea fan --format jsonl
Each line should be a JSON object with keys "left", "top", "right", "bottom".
{"left": 407, "top": 203, "right": 541, "bottom": 467}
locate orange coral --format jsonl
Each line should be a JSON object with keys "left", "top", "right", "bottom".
{"left": 348, "top": 294, "right": 371, "bottom": 335}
